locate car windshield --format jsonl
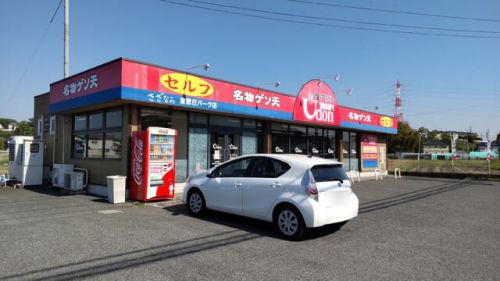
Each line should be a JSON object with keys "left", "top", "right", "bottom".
{"left": 311, "top": 165, "right": 348, "bottom": 182}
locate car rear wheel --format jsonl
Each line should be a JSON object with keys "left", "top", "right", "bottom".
{"left": 187, "top": 190, "right": 206, "bottom": 216}
{"left": 274, "top": 206, "right": 305, "bottom": 241}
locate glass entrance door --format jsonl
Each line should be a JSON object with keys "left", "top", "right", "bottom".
{"left": 210, "top": 132, "right": 241, "bottom": 166}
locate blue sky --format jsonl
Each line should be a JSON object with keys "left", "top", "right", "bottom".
{"left": 1, "top": 0, "right": 499, "bottom": 139}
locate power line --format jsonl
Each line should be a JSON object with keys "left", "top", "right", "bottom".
{"left": 289, "top": 0, "right": 500, "bottom": 23}
{"left": 50, "top": 0, "right": 63, "bottom": 23}
{"left": 183, "top": 0, "right": 500, "bottom": 34}
{"left": 5, "top": 0, "right": 62, "bottom": 107}
{"left": 158, "top": 0, "right": 500, "bottom": 39}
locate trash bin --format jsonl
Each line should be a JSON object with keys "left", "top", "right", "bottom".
{"left": 106, "top": 175, "right": 126, "bottom": 204}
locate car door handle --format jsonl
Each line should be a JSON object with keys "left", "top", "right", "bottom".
{"left": 233, "top": 182, "right": 243, "bottom": 187}
{"left": 272, "top": 182, "right": 282, "bottom": 188}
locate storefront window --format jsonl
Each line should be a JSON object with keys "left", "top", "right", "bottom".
{"left": 242, "top": 119, "right": 257, "bottom": 156}
{"left": 324, "top": 129, "right": 336, "bottom": 159}
{"left": 308, "top": 127, "right": 323, "bottom": 156}
{"left": 104, "top": 132, "right": 122, "bottom": 159}
{"left": 87, "top": 133, "right": 103, "bottom": 158}
{"left": 271, "top": 123, "right": 289, "bottom": 154}
{"left": 73, "top": 134, "right": 87, "bottom": 158}
{"left": 208, "top": 115, "right": 242, "bottom": 166}
{"left": 172, "top": 111, "right": 188, "bottom": 182}
{"left": 190, "top": 112, "right": 208, "bottom": 125}
{"left": 290, "top": 125, "right": 307, "bottom": 154}
{"left": 188, "top": 113, "right": 208, "bottom": 176}
{"left": 343, "top": 131, "right": 349, "bottom": 168}
{"left": 256, "top": 121, "right": 265, "bottom": 153}
{"left": 349, "top": 132, "right": 358, "bottom": 171}
{"left": 74, "top": 114, "right": 87, "bottom": 131}
{"left": 71, "top": 108, "right": 122, "bottom": 159}
{"left": 343, "top": 131, "right": 358, "bottom": 171}
{"left": 89, "top": 112, "right": 103, "bottom": 130}
{"left": 210, "top": 115, "right": 240, "bottom": 128}
{"left": 140, "top": 107, "right": 171, "bottom": 129}
{"left": 106, "top": 110, "right": 122, "bottom": 128}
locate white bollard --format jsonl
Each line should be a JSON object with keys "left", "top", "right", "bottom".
{"left": 394, "top": 168, "right": 402, "bottom": 179}
{"left": 374, "top": 169, "right": 383, "bottom": 180}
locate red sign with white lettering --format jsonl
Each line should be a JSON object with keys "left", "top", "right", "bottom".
{"left": 337, "top": 107, "right": 397, "bottom": 129}
{"left": 121, "top": 60, "right": 295, "bottom": 114}
{"left": 49, "top": 58, "right": 397, "bottom": 134}
{"left": 293, "top": 80, "right": 339, "bottom": 126}
{"left": 49, "top": 61, "right": 121, "bottom": 104}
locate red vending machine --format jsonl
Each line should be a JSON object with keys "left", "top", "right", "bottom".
{"left": 131, "top": 127, "right": 177, "bottom": 202}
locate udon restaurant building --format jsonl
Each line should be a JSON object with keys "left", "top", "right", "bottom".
{"left": 34, "top": 58, "right": 397, "bottom": 194}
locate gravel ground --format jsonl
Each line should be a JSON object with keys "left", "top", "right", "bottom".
{"left": 0, "top": 177, "right": 499, "bottom": 281}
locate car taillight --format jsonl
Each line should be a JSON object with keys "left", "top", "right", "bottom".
{"left": 308, "top": 181, "right": 318, "bottom": 196}
{"left": 304, "top": 170, "right": 318, "bottom": 199}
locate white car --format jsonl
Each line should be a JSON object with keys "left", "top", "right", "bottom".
{"left": 182, "top": 154, "right": 359, "bottom": 240}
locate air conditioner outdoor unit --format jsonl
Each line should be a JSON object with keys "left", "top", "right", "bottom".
{"left": 64, "top": 171, "right": 85, "bottom": 191}
{"left": 52, "top": 164, "right": 74, "bottom": 188}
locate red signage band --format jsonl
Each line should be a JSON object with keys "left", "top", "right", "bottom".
{"left": 121, "top": 60, "right": 295, "bottom": 113}
{"left": 49, "top": 58, "right": 398, "bottom": 133}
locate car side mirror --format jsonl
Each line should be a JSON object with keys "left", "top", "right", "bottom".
{"left": 207, "top": 170, "right": 219, "bottom": 178}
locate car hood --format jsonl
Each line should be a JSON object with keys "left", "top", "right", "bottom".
{"left": 187, "top": 170, "right": 211, "bottom": 186}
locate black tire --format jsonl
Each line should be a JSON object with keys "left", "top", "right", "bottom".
{"left": 273, "top": 205, "right": 306, "bottom": 241}
{"left": 187, "top": 189, "right": 206, "bottom": 216}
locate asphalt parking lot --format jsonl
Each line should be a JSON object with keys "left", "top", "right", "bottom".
{"left": 1, "top": 177, "right": 499, "bottom": 281}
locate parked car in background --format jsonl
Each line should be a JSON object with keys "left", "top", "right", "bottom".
{"left": 182, "top": 154, "right": 359, "bottom": 240}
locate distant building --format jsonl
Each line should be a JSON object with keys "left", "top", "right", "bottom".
{"left": 0, "top": 123, "right": 17, "bottom": 132}
{"left": 477, "top": 140, "right": 499, "bottom": 152}
{"left": 423, "top": 140, "right": 449, "bottom": 154}
{"left": 431, "top": 130, "right": 477, "bottom": 140}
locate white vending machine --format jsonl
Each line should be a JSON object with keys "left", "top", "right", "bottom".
{"left": 8, "top": 136, "right": 44, "bottom": 186}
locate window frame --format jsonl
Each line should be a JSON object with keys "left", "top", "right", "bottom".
{"left": 247, "top": 157, "right": 291, "bottom": 178}
{"left": 211, "top": 157, "right": 253, "bottom": 178}
{"left": 71, "top": 108, "right": 123, "bottom": 160}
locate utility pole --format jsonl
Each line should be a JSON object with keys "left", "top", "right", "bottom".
{"left": 64, "top": 0, "right": 69, "bottom": 78}
{"left": 59, "top": 0, "right": 69, "bottom": 165}
{"left": 395, "top": 80, "right": 403, "bottom": 122}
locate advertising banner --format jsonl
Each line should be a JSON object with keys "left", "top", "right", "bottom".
{"left": 49, "top": 60, "right": 122, "bottom": 112}
{"left": 361, "top": 134, "right": 379, "bottom": 169}
{"left": 293, "top": 79, "right": 338, "bottom": 126}
{"left": 337, "top": 107, "right": 398, "bottom": 134}
{"left": 120, "top": 60, "right": 295, "bottom": 120}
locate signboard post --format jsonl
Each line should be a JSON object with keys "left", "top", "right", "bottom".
{"left": 361, "top": 135, "right": 378, "bottom": 170}
{"left": 486, "top": 129, "right": 492, "bottom": 174}
{"left": 451, "top": 132, "right": 458, "bottom": 167}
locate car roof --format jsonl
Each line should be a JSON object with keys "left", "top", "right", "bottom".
{"left": 242, "top": 154, "right": 344, "bottom": 168}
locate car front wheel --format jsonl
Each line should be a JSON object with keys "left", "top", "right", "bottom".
{"left": 274, "top": 206, "right": 305, "bottom": 241}
{"left": 187, "top": 189, "right": 206, "bottom": 216}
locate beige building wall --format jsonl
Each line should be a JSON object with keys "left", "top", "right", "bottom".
{"left": 423, "top": 147, "right": 449, "bottom": 154}
{"left": 33, "top": 93, "right": 52, "bottom": 180}
{"left": 34, "top": 95, "right": 132, "bottom": 186}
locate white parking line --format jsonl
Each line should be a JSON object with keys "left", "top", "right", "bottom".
{"left": 98, "top": 209, "right": 122, "bottom": 214}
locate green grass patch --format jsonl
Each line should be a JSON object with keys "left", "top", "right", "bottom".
{"left": 0, "top": 159, "right": 8, "bottom": 176}
{"left": 132, "top": 202, "right": 145, "bottom": 207}
{"left": 388, "top": 159, "right": 500, "bottom": 173}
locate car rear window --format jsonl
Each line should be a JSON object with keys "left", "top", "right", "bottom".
{"left": 311, "top": 165, "right": 348, "bottom": 182}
